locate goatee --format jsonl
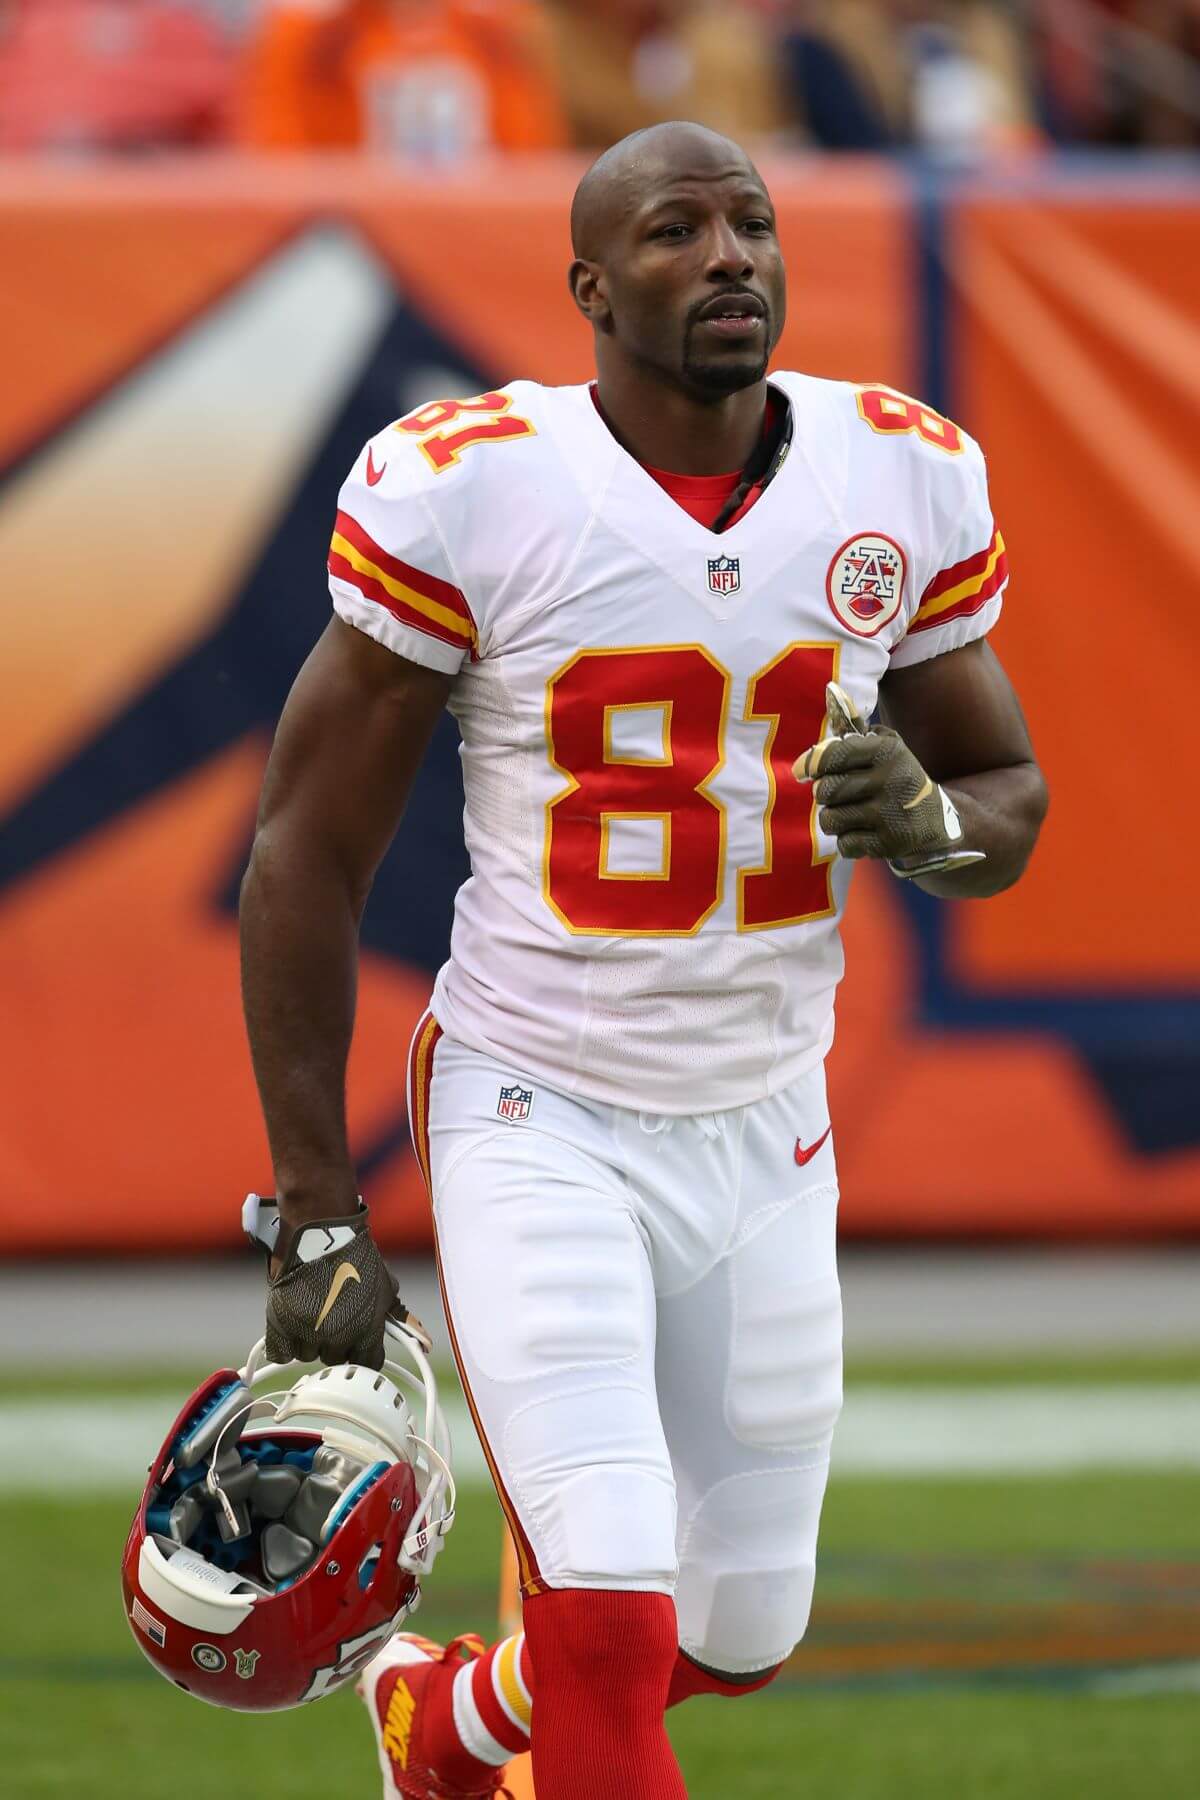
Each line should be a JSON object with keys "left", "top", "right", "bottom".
{"left": 681, "top": 345, "right": 770, "bottom": 399}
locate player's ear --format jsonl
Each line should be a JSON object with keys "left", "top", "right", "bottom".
{"left": 568, "top": 259, "right": 610, "bottom": 327}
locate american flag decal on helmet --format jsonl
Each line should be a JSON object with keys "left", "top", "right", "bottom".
{"left": 132, "top": 1598, "right": 167, "bottom": 1646}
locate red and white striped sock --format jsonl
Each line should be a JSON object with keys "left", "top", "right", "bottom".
{"left": 451, "top": 1633, "right": 532, "bottom": 1768}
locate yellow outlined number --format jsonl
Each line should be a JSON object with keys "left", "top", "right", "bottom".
{"left": 394, "top": 392, "right": 536, "bottom": 473}
{"left": 544, "top": 643, "right": 837, "bottom": 937}
{"left": 544, "top": 647, "right": 728, "bottom": 937}
{"left": 855, "top": 385, "right": 963, "bottom": 455}
{"left": 739, "top": 642, "right": 838, "bottom": 931}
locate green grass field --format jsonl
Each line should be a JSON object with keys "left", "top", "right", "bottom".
{"left": 4, "top": 1357, "right": 1198, "bottom": 1799}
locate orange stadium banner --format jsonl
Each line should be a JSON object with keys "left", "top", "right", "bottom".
{"left": 0, "top": 156, "right": 1196, "bottom": 1251}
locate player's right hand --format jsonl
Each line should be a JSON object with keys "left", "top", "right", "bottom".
{"left": 245, "top": 1197, "right": 430, "bottom": 1368}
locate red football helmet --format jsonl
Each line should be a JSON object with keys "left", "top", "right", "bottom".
{"left": 122, "top": 1321, "right": 455, "bottom": 1711}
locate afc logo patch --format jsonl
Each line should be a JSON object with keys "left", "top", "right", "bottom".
{"left": 497, "top": 1084, "right": 534, "bottom": 1123}
{"left": 826, "top": 533, "right": 906, "bottom": 637}
{"left": 707, "top": 554, "right": 741, "bottom": 596}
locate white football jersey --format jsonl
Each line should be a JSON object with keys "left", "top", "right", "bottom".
{"left": 328, "top": 374, "right": 1007, "bottom": 1112}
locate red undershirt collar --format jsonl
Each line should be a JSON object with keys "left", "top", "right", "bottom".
{"left": 589, "top": 384, "right": 784, "bottom": 531}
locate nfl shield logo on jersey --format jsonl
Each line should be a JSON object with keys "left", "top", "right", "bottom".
{"left": 497, "top": 1084, "right": 534, "bottom": 1122}
{"left": 707, "top": 554, "right": 741, "bottom": 596}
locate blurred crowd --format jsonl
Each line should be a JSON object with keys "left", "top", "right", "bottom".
{"left": 1, "top": 0, "right": 1198, "bottom": 157}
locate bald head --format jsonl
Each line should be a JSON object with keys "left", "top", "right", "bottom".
{"left": 570, "top": 122, "right": 761, "bottom": 260}
{"left": 566, "top": 120, "right": 784, "bottom": 404}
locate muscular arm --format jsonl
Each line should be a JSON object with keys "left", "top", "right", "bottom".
{"left": 876, "top": 639, "right": 1048, "bottom": 898}
{"left": 240, "top": 617, "right": 451, "bottom": 1228}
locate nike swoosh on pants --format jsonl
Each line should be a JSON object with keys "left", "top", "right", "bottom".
{"left": 794, "top": 1126, "right": 832, "bottom": 1167}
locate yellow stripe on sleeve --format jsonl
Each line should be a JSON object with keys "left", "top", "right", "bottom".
{"left": 329, "top": 532, "right": 475, "bottom": 641}
{"left": 911, "top": 532, "right": 1006, "bottom": 627}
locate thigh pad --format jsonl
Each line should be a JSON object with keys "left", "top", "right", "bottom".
{"left": 727, "top": 1183, "right": 843, "bottom": 1452}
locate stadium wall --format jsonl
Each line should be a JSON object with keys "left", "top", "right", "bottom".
{"left": 0, "top": 155, "right": 1196, "bottom": 1250}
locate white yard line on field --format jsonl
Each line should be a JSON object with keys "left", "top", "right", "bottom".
{"left": 1091, "top": 1661, "right": 1200, "bottom": 1697}
{"left": 831, "top": 1385, "right": 1200, "bottom": 1474}
{"left": 0, "top": 1394, "right": 487, "bottom": 1494}
{"left": 2, "top": 1386, "right": 1198, "bottom": 1494}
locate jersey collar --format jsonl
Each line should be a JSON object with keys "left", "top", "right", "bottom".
{"left": 549, "top": 375, "right": 842, "bottom": 618}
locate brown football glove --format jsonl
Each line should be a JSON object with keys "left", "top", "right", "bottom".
{"left": 246, "top": 1198, "right": 429, "bottom": 1368}
{"left": 794, "top": 682, "right": 985, "bottom": 879}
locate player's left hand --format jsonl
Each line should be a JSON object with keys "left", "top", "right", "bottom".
{"left": 793, "top": 683, "right": 985, "bottom": 879}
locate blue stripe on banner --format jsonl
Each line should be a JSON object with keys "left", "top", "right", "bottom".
{"left": 912, "top": 160, "right": 952, "bottom": 420}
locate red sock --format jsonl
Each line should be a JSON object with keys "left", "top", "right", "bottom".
{"left": 667, "top": 1649, "right": 783, "bottom": 1708}
{"left": 398, "top": 1618, "right": 781, "bottom": 1794}
{"left": 522, "top": 1587, "right": 686, "bottom": 1800}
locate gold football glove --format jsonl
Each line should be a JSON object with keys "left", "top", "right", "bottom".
{"left": 794, "top": 682, "right": 986, "bottom": 880}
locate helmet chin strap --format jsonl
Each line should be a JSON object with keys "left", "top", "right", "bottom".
{"left": 203, "top": 1388, "right": 276, "bottom": 1538}
{"left": 208, "top": 1468, "right": 246, "bottom": 1540}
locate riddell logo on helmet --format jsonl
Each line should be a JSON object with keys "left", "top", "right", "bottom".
{"left": 383, "top": 1677, "right": 416, "bottom": 1769}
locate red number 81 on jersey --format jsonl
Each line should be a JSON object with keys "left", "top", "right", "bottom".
{"left": 544, "top": 644, "right": 838, "bottom": 936}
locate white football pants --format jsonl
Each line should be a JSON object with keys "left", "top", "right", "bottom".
{"left": 408, "top": 1013, "right": 843, "bottom": 1675}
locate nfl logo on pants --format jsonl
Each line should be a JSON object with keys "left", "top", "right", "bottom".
{"left": 707, "top": 555, "right": 740, "bottom": 595}
{"left": 497, "top": 1084, "right": 533, "bottom": 1122}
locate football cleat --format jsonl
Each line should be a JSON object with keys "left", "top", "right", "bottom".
{"left": 122, "top": 1321, "right": 455, "bottom": 1711}
{"left": 358, "top": 1633, "right": 513, "bottom": 1799}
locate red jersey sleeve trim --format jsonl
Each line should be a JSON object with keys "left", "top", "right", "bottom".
{"left": 328, "top": 509, "right": 476, "bottom": 649}
{"left": 909, "top": 529, "right": 1007, "bottom": 633}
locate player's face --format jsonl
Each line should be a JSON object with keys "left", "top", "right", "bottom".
{"left": 605, "top": 167, "right": 785, "bottom": 399}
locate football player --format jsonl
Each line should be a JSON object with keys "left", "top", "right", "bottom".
{"left": 240, "top": 121, "right": 1047, "bottom": 1798}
